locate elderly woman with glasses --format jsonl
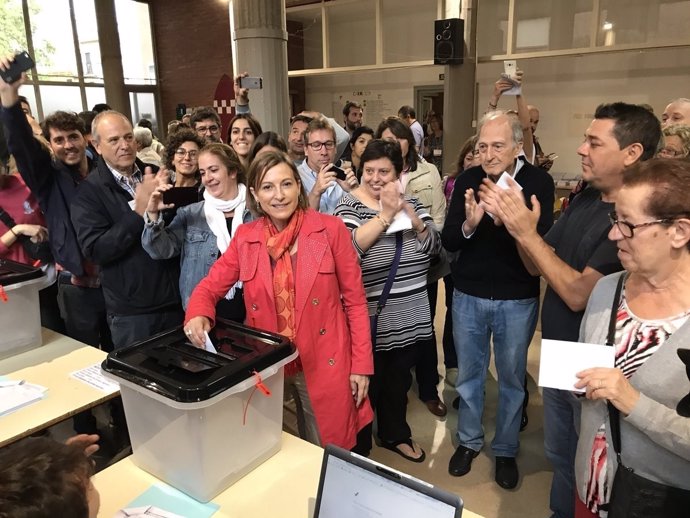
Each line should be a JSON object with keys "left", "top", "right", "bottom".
{"left": 657, "top": 124, "right": 690, "bottom": 159}
{"left": 572, "top": 158, "right": 690, "bottom": 517}
{"left": 142, "top": 143, "right": 252, "bottom": 321}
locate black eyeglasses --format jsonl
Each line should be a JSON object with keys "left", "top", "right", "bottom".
{"left": 306, "top": 140, "right": 336, "bottom": 151}
{"left": 195, "top": 125, "right": 219, "bottom": 134}
{"left": 608, "top": 211, "right": 675, "bottom": 238}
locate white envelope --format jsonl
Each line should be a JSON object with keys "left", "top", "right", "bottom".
{"left": 538, "top": 339, "right": 615, "bottom": 392}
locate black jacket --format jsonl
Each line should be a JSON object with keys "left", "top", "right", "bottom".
{"left": 70, "top": 157, "right": 181, "bottom": 315}
{"left": 1, "top": 102, "right": 90, "bottom": 275}
{"left": 441, "top": 160, "right": 555, "bottom": 300}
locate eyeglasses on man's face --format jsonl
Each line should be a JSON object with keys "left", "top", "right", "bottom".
{"left": 195, "top": 125, "right": 219, "bottom": 135}
{"left": 608, "top": 211, "right": 674, "bottom": 238}
{"left": 306, "top": 140, "right": 336, "bottom": 151}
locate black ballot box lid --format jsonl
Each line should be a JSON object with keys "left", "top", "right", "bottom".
{"left": 0, "top": 258, "right": 43, "bottom": 286}
{"left": 102, "top": 319, "right": 296, "bottom": 403}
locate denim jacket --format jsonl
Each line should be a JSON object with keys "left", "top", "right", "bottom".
{"left": 142, "top": 201, "right": 253, "bottom": 309}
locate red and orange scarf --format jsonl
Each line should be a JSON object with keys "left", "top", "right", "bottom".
{"left": 264, "top": 209, "right": 304, "bottom": 375}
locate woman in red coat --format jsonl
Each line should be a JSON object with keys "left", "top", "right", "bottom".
{"left": 184, "top": 151, "right": 373, "bottom": 450}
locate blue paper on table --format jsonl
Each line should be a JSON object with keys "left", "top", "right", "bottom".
{"left": 124, "top": 484, "right": 219, "bottom": 518}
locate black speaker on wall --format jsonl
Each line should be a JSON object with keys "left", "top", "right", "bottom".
{"left": 434, "top": 18, "right": 464, "bottom": 65}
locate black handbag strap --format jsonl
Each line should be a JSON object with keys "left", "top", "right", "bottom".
{"left": 606, "top": 273, "right": 626, "bottom": 459}
{"left": 0, "top": 206, "right": 18, "bottom": 229}
{"left": 376, "top": 231, "right": 403, "bottom": 315}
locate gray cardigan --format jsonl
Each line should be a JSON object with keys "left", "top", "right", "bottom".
{"left": 575, "top": 272, "right": 690, "bottom": 502}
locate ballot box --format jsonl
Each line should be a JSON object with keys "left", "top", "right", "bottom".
{"left": 102, "top": 320, "right": 298, "bottom": 502}
{"left": 0, "top": 259, "right": 45, "bottom": 359}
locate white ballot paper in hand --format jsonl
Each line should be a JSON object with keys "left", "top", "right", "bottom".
{"left": 482, "top": 172, "right": 521, "bottom": 220}
{"left": 386, "top": 210, "right": 413, "bottom": 234}
{"left": 203, "top": 331, "right": 217, "bottom": 354}
{"left": 379, "top": 198, "right": 413, "bottom": 234}
{"left": 539, "top": 339, "right": 615, "bottom": 392}
{"left": 496, "top": 171, "right": 522, "bottom": 191}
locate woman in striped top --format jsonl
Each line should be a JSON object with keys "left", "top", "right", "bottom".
{"left": 334, "top": 139, "right": 441, "bottom": 463}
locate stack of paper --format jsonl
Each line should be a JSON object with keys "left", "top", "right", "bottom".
{"left": 0, "top": 380, "right": 48, "bottom": 416}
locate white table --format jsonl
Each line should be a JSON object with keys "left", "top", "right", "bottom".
{"left": 0, "top": 329, "right": 117, "bottom": 447}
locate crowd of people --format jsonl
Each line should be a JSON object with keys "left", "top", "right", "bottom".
{"left": 1, "top": 49, "right": 690, "bottom": 518}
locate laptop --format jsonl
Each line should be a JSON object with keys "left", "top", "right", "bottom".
{"left": 313, "top": 444, "right": 463, "bottom": 518}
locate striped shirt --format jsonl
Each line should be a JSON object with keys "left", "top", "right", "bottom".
{"left": 334, "top": 193, "right": 441, "bottom": 351}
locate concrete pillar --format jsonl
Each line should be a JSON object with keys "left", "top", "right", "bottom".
{"left": 441, "top": 0, "right": 478, "bottom": 175}
{"left": 229, "top": 0, "right": 290, "bottom": 138}
{"left": 94, "top": 0, "right": 130, "bottom": 117}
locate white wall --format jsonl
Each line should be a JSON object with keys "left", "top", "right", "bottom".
{"left": 304, "top": 66, "right": 444, "bottom": 128}
{"left": 476, "top": 46, "right": 690, "bottom": 174}
{"left": 303, "top": 45, "right": 689, "bottom": 176}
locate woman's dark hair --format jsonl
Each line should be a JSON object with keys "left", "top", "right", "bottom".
{"left": 248, "top": 131, "right": 288, "bottom": 163}
{"left": 198, "top": 142, "right": 246, "bottom": 186}
{"left": 375, "top": 117, "right": 418, "bottom": 171}
{"left": 623, "top": 158, "right": 690, "bottom": 250}
{"left": 349, "top": 126, "right": 375, "bottom": 148}
{"left": 164, "top": 129, "right": 205, "bottom": 170}
{"left": 359, "top": 139, "right": 404, "bottom": 178}
{"left": 451, "top": 135, "right": 478, "bottom": 178}
{"left": 429, "top": 113, "right": 443, "bottom": 131}
{"left": 0, "top": 437, "right": 95, "bottom": 518}
{"left": 227, "top": 113, "right": 263, "bottom": 146}
{"left": 246, "top": 151, "right": 308, "bottom": 216}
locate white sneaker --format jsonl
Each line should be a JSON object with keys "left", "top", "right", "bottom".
{"left": 445, "top": 368, "right": 458, "bottom": 387}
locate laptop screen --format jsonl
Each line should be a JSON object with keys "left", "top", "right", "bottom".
{"left": 314, "top": 445, "right": 462, "bottom": 518}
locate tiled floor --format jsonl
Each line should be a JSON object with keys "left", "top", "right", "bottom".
{"left": 49, "top": 284, "right": 554, "bottom": 518}
{"left": 365, "top": 285, "right": 553, "bottom": 518}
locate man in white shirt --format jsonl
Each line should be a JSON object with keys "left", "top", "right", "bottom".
{"left": 398, "top": 105, "right": 424, "bottom": 152}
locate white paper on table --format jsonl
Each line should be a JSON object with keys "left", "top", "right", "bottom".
{"left": 0, "top": 382, "right": 48, "bottom": 416}
{"left": 115, "top": 506, "right": 185, "bottom": 518}
{"left": 538, "top": 339, "right": 615, "bottom": 392}
{"left": 70, "top": 364, "right": 119, "bottom": 394}
{"left": 203, "top": 331, "right": 217, "bottom": 354}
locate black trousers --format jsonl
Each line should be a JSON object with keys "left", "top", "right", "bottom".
{"left": 442, "top": 274, "right": 458, "bottom": 369}
{"left": 369, "top": 344, "right": 419, "bottom": 444}
{"left": 414, "top": 282, "right": 441, "bottom": 402}
{"left": 57, "top": 278, "right": 113, "bottom": 351}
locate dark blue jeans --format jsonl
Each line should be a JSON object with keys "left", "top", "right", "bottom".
{"left": 543, "top": 387, "right": 582, "bottom": 518}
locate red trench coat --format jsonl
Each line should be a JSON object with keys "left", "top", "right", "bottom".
{"left": 185, "top": 209, "right": 374, "bottom": 448}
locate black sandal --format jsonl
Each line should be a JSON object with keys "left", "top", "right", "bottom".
{"left": 379, "top": 438, "right": 426, "bottom": 463}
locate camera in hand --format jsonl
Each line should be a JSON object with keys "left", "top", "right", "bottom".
{"left": 329, "top": 164, "right": 348, "bottom": 181}
{"left": 162, "top": 187, "right": 199, "bottom": 208}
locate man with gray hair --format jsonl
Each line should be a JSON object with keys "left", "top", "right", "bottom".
{"left": 441, "top": 111, "right": 554, "bottom": 489}
{"left": 71, "top": 110, "right": 182, "bottom": 349}
{"left": 133, "top": 126, "right": 161, "bottom": 167}
{"left": 661, "top": 97, "right": 690, "bottom": 128}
